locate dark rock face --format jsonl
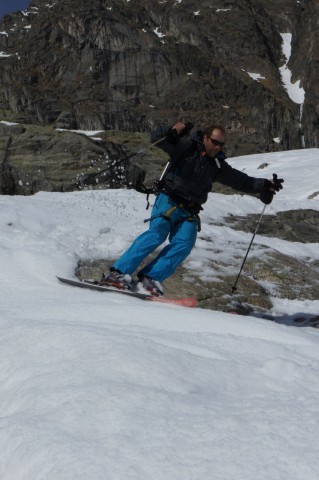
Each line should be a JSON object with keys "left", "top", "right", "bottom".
{"left": 0, "top": 0, "right": 316, "bottom": 157}
{"left": 0, "top": 122, "right": 145, "bottom": 194}
{"left": 290, "top": 0, "right": 319, "bottom": 147}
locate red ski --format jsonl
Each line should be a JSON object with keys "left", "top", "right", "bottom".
{"left": 57, "top": 277, "right": 197, "bottom": 308}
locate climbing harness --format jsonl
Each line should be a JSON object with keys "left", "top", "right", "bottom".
{"left": 143, "top": 198, "right": 201, "bottom": 232}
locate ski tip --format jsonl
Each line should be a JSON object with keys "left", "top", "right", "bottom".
{"left": 179, "top": 298, "right": 198, "bottom": 308}
{"left": 148, "top": 296, "right": 197, "bottom": 308}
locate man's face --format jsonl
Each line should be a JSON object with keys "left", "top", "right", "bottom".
{"left": 203, "top": 128, "right": 225, "bottom": 157}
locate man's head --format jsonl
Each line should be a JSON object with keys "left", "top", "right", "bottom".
{"left": 203, "top": 125, "right": 225, "bottom": 157}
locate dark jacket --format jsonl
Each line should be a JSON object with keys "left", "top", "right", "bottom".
{"left": 151, "top": 126, "right": 272, "bottom": 208}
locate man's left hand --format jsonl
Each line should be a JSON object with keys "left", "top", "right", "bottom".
{"left": 260, "top": 173, "right": 284, "bottom": 204}
{"left": 268, "top": 173, "right": 284, "bottom": 193}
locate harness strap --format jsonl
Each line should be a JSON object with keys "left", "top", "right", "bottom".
{"left": 144, "top": 203, "right": 201, "bottom": 232}
{"left": 143, "top": 205, "right": 178, "bottom": 224}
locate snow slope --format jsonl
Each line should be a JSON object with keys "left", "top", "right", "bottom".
{"left": 0, "top": 149, "right": 319, "bottom": 479}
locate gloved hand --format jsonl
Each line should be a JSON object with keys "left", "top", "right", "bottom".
{"left": 260, "top": 173, "right": 284, "bottom": 204}
{"left": 271, "top": 174, "right": 284, "bottom": 192}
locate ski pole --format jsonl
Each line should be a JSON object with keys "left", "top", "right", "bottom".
{"left": 231, "top": 203, "right": 267, "bottom": 294}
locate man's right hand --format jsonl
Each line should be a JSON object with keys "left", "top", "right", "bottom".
{"left": 171, "top": 122, "right": 186, "bottom": 135}
{"left": 167, "top": 122, "right": 193, "bottom": 142}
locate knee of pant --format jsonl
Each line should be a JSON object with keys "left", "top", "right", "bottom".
{"left": 170, "top": 225, "right": 197, "bottom": 250}
{"left": 184, "top": 241, "right": 195, "bottom": 256}
{"left": 149, "top": 231, "right": 166, "bottom": 246}
{"left": 172, "top": 237, "right": 196, "bottom": 256}
{"left": 150, "top": 217, "right": 171, "bottom": 241}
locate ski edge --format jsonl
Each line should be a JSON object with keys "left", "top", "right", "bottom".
{"left": 57, "top": 277, "right": 197, "bottom": 308}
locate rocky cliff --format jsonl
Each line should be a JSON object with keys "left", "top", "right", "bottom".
{"left": 0, "top": 0, "right": 316, "bottom": 165}
{"left": 290, "top": 0, "right": 319, "bottom": 147}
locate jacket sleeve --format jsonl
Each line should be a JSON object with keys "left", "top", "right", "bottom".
{"left": 216, "top": 161, "right": 272, "bottom": 203}
{"left": 150, "top": 125, "right": 193, "bottom": 164}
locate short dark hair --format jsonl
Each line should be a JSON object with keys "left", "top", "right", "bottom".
{"left": 204, "top": 125, "right": 226, "bottom": 138}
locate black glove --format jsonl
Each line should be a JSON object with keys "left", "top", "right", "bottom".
{"left": 260, "top": 174, "right": 284, "bottom": 204}
{"left": 182, "top": 122, "right": 194, "bottom": 136}
{"left": 272, "top": 173, "right": 284, "bottom": 192}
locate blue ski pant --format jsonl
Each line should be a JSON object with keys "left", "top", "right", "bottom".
{"left": 112, "top": 193, "right": 198, "bottom": 283}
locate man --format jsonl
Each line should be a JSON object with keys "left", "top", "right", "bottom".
{"left": 101, "top": 122, "right": 283, "bottom": 296}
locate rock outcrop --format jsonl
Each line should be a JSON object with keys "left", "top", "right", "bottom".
{"left": 290, "top": 0, "right": 319, "bottom": 147}
{"left": 0, "top": 122, "right": 145, "bottom": 194}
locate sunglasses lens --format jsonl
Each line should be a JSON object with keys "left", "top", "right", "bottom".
{"left": 210, "top": 137, "right": 224, "bottom": 147}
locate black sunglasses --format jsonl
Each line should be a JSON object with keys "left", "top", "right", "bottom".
{"left": 209, "top": 137, "right": 224, "bottom": 148}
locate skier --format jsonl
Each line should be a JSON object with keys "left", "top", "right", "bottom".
{"left": 101, "top": 122, "right": 283, "bottom": 296}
